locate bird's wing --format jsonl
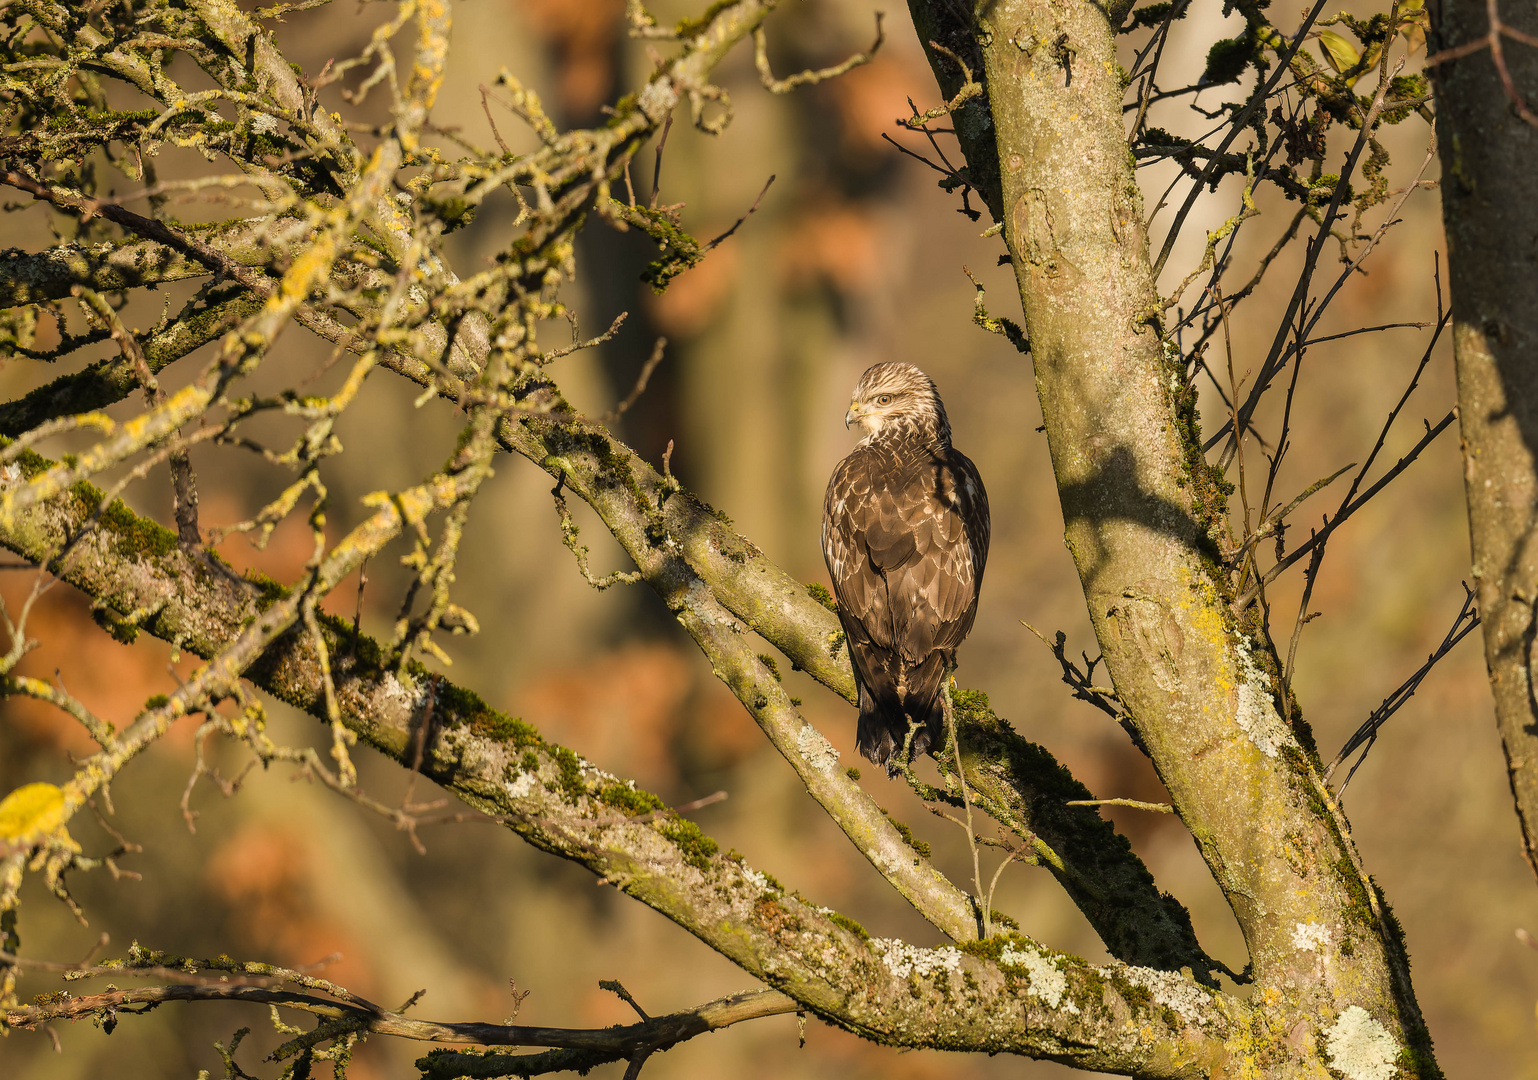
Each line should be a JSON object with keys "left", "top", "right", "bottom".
{"left": 823, "top": 449, "right": 890, "bottom": 646}
{"left": 822, "top": 447, "right": 990, "bottom": 663}
{"left": 880, "top": 451, "right": 989, "bottom": 659}
{"left": 952, "top": 448, "right": 990, "bottom": 603}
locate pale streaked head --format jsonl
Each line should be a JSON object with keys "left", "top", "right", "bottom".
{"left": 844, "top": 362, "right": 951, "bottom": 447}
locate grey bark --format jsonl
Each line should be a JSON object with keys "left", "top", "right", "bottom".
{"left": 909, "top": 0, "right": 1438, "bottom": 1072}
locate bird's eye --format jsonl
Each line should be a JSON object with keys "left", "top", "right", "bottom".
{"left": 875, "top": 394, "right": 893, "bottom": 406}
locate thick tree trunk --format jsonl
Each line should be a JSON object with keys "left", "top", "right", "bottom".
{"left": 911, "top": 0, "right": 1437, "bottom": 1072}
{"left": 1430, "top": 0, "right": 1538, "bottom": 878}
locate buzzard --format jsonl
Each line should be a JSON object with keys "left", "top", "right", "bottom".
{"left": 822, "top": 362, "right": 990, "bottom": 767}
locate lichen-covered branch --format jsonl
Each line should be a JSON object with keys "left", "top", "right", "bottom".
{"left": 0, "top": 219, "right": 311, "bottom": 308}
{"left": 0, "top": 460, "right": 1240, "bottom": 1073}
{"left": 4, "top": 458, "right": 482, "bottom": 828}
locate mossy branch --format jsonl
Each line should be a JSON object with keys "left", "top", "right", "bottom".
{"left": 0, "top": 459, "right": 1237, "bottom": 1072}
{"left": 945, "top": 691, "right": 1222, "bottom": 983}
{"left": 0, "top": 189, "right": 1217, "bottom": 982}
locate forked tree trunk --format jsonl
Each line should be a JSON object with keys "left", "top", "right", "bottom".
{"left": 910, "top": 0, "right": 1439, "bottom": 1073}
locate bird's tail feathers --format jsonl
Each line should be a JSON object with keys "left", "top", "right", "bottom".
{"left": 856, "top": 654, "right": 947, "bottom": 771}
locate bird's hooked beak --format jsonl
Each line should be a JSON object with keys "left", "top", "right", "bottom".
{"left": 844, "top": 401, "right": 861, "bottom": 429}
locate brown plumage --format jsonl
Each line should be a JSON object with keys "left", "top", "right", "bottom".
{"left": 821, "top": 362, "right": 990, "bottom": 767}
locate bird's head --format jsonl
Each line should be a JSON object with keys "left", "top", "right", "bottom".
{"left": 844, "top": 362, "right": 951, "bottom": 447}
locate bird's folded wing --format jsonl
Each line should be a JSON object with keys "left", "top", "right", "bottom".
{"left": 822, "top": 453, "right": 989, "bottom": 662}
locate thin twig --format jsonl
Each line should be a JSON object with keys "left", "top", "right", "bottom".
{"left": 480, "top": 83, "right": 513, "bottom": 156}
{"left": 703, "top": 175, "right": 775, "bottom": 252}
{"left": 1065, "top": 799, "right": 1175, "bottom": 813}
{"left": 650, "top": 113, "right": 674, "bottom": 209}
{"left": 600, "top": 980, "right": 651, "bottom": 1021}
{"left": 1325, "top": 584, "right": 1480, "bottom": 792}
{"left": 903, "top": 41, "right": 983, "bottom": 128}
{"left": 1236, "top": 309, "right": 1454, "bottom": 610}
{"left": 602, "top": 339, "right": 668, "bottom": 426}
{"left": 541, "top": 312, "right": 628, "bottom": 365}
{"left": 754, "top": 13, "right": 884, "bottom": 94}
{"left": 942, "top": 671, "right": 987, "bottom": 940}
{"left": 72, "top": 286, "right": 200, "bottom": 544}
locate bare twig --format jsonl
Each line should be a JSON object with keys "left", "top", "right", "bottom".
{"left": 71, "top": 286, "right": 200, "bottom": 545}
{"left": 1241, "top": 405, "right": 1454, "bottom": 610}
{"left": 703, "top": 175, "right": 775, "bottom": 252}
{"left": 650, "top": 113, "right": 675, "bottom": 210}
{"left": 600, "top": 979, "right": 651, "bottom": 1021}
{"left": 1019, "top": 623, "right": 1125, "bottom": 720}
{"left": 1325, "top": 584, "right": 1481, "bottom": 792}
{"left": 904, "top": 41, "right": 983, "bottom": 128}
{"left": 541, "top": 312, "right": 629, "bottom": 365}
{"left": 3, "top": 971, "right": 795, "bottom": 1058}
{"left": 479, "top": 83, "right": 513, "bottom": 156}
{"left": 754, "top": 13, "right": 885, "bottom": 94}
{"left": 602, "top": 339, "right": 668, "bottom": 425}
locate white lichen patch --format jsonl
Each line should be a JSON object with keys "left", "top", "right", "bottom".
{"left": 741, "top": 867, "right": 771, "bottom": 892}
{"left": 637, "top": 77, "right": 679, "bottom": 119}
{"left": 1292, "top": 921, "right": 1333, "bottom": 952}
{"left": 1324, "top": 1006, "right": 1401, "bottom": 1080}
{"left": 795, "top": 724, "right": 840, "bottom": 772}
{"left": 580, "top": 760, "right": 616, "bottom": 785}
{"left": 378, "top": 671, "right": 428, "bottom": 716}
{"left": 1123, "top": 967, "right": 1213, "bottom": 1027}
{"left": 248, "top": 112, "right": 279, "bottom": 135}
{"left": 0, "top": 464, "right": 19, "bottom": 486}
{"left": 1001, "top": 945, "right": 1077, "bottom": 1013}
{"left": 872, "top": 939, "right": 961, "bottom": 980}
{"left": 505, "top": 770, "right": 538, "bottom": 799}
{"left": 1231, "top": 635, "right": 1297, "bottom": 758}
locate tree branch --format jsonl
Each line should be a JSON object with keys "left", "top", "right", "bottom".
{"left": 0, "top": 463, "right": 1237, "bottom": 1074}
{"left": 4, "top": 976, "right": 799, "bottom": 1059}
{"left": 0, "top": 219, "right": 312, "bottom": 308}
{"left": 0, "top": 175, "right": 1218, "bottom": 979}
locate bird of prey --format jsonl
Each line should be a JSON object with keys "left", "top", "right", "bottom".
{"left": 821, "top": 362, "right": 991, "bottom": 767}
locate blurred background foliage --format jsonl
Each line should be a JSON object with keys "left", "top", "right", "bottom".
{"left": 0, "top": 0, "right": 1530, "bottom": 1077}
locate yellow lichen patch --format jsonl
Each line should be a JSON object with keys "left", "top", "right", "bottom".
{"left": 278, "top": 232, "right": 339, "bottom": 303}
{"left": 0, "top": 782, "right": 79, "bottom": 853}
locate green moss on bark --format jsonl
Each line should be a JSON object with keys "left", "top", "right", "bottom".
{"left": 656, "top": 815, "right": 719, "bottom": 870}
